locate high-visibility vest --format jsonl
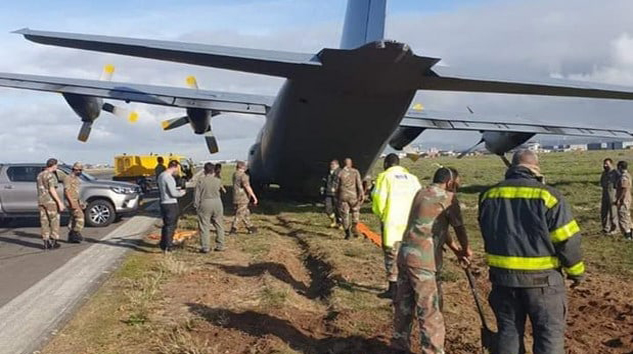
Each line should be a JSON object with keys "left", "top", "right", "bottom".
{"left": 372, "top": 166, "right": 421, "bottom": 248}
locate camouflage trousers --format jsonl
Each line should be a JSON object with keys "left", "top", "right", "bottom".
{"left": 338, "top": 198, "right": 360, "bottom": 230}
{"left": 383, "top": 241, "right": 401, "bottom": 282}
{"left": 231, "top": 203, "right": 252, "bottom": 230}
{"left": 68, "top": 207, "right": 85, "bottom": 233}
{"left": 39, "top": 204, "right": 60, "bottom": 240}
{"left": 393, "top": 256, "right": 445, "bottom": 353}
{"left": 618, "top": 202, "right": 631, "bottom": 234}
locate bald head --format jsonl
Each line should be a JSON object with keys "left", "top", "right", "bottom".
{"left": 512, "top": 149, "right": 539, "bottom": 167}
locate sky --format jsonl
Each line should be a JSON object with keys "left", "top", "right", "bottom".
{"left": 1, "top": 0, "right": 633, "bottom": 164}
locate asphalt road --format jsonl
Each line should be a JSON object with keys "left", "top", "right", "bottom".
{"left": 0, "top": 217, "right": 125, "bottom": 307}
{"left": 0, "top": 169, "right": 145, "bottom": 308}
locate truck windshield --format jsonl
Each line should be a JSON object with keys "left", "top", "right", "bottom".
{"left": 81, "top": 171, "right": 97, "bottom": 181}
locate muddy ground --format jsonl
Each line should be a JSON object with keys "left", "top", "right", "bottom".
{"left": 42, "top": 205, "right": 633, "bottom": 354}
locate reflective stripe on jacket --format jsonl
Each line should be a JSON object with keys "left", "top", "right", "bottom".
{"left": 478, "top": 166, "right": 585, "bottom": 287}
{"left": 372, "top": 166, "right": 421, "bottom": 249}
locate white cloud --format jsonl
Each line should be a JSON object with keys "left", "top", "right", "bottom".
{"left": 1, "top": 0, "right": 633, "bottom": 163}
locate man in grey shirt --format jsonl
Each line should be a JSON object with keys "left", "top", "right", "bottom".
{"left": 158, "top": 160, "right": 186, "bottom": 252}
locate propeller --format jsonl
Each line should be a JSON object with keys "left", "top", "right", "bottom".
{"left": 78, "top": 122, "right": 93, "bottom": 142}
{"left": 457, "top": 138, "right": 484, "bottom": 159}
{"left": 160, "top": 75, "right": 221, "bottom": 154}
{"left": 99, "top": 65, "right": 138, "bottom": 124}
{"left": 66, "top": 65, "right": 139, "bottom": 142}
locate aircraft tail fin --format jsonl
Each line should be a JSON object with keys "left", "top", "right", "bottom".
{"left": 340, "top": 0, "right": 386, "bottom": 49}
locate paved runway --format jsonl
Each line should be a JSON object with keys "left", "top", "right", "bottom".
{"left": 0, "top": 218, "right": 125, "bottom": 307}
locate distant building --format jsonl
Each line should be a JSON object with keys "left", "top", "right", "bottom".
{"left": 588, "top": 142, "right": 608, "bottom": 150}
{"left": 569, "top": 144, "right": 588, "bottom": 151}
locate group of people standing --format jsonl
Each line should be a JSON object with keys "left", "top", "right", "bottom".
{"left": 156, "top": 158, "right": 258, "bottom": 254}
{"left": 330, "top": 150, "right": 588, "bottom": 354}
{"left": 36, "top": 158, "right": 86, "bottom": 250}
{"left": 600, "top": 158, "right": 633, "bottom": 240}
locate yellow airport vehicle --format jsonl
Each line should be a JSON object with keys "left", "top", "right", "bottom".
{"left": 113, "top": 153, "right": 194, "bottom": 192}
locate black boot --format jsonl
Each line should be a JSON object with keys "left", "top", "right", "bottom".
{"left": 43, "top": 239, "right": 51, "bottom": 250}
{"left": 378, "top": 281, "right": 397, "bottom": 299}
{"left": 344, "top": 229, "right": 351, "bottom": 240}
{"left": 247, "top": 227, "right": 258, "bottom": 234}
{"left": 229, "top": 227, "right": 237, "bottom": 235}
{"left": 76, "top": 231, "right": 84, "bottom": 242}
{"left": 50, "top": 239, "right": 61, "bottom": 249}
{"left": 68, "top": 231, "right": 81, "bottom": 243}
{"left": 626, "top": 231, "right": 633, "bottom": 241}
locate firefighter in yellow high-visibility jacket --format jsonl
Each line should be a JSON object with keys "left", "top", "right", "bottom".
{"left": 372, "top": 153, "right": 421, "bottom": 300}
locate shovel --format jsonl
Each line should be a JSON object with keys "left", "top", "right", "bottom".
{"left": 464, "top": 268, "right": 497, "bottom": 354}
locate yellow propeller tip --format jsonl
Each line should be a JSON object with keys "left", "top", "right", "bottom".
{"left": 161, "top": 120, "right": 170, "bottom": 130}
{"left": 104, "top": 64, "right": 115, "bottom": 74}
{"left": 128, "top": 112, "right": 139, "bottom": 123}
{"left": 186, "top": 75, "right": 198, "bottom": 87}
{"left": 412, "top": 103, "right": 424, "bottom": 111}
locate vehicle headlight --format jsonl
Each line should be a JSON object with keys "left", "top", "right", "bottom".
{"left": 111, "top": 186, "right": 136, "bottom": 194}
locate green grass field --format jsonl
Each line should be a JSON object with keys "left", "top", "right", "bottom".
{"left": 42, "top": 150, "right": 633, "bottom": 354}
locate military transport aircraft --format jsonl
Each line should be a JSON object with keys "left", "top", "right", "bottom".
{"left": 1, "top": 0, "right": 633, "bottom": 195}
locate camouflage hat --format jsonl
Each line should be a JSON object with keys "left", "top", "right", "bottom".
{"left": 72, "top": 162, "right": 84, "bottom": 170}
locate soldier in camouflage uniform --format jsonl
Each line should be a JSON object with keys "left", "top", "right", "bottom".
{"left": 600, "top": 158, "right": 619, "bottom": 234}
{"left": 616, "top": 161, "right": 633, "bottom": 240}
{"left": 37, "top": 158, "right": 65, "bottom": 250}
{"left": 392, "top": 167, "right": 461, "bottom": 354}
{"left": 336, "top": 158, "right": 364, "bottom": 239}
{"left": 64, "top": 162, "right": 85, "bottom": 243}
{"left": 229, "top": 161, "right": 258, "bottom": 235}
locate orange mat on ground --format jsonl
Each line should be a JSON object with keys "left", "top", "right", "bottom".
{"left": 356, "top": 222, "right": 382, "bottom": 248}
{"left": 148, "top": 230, "right": 198, "bottom": 244}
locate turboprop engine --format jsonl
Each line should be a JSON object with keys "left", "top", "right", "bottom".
{"left": 161, "top": 76, "right": 221, "bottom": 154}
{"left": 63, "top": 65, "right": 137, "bottom": 142}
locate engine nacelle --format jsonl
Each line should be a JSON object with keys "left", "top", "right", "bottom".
{"left": 388, "top": 126, "right": 426, "bottom": 150}
{"left": 186, "top": 108, "right": 213, "bottom": 134}
{"left": 62, "top": 93, "right": 103, "bottom": 122}
{"left": 483, "top": 131, "right": 535, "bottom": 155}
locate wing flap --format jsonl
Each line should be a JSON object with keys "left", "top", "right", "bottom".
{"left": 402, "top": 109, "right": 633, "bottom": 139}
{"left": 424, "top": 66, "right": 633, "bottom": 100}
{"left": 0, "top": 72, "right": 273, "bottom": 114}
{"left": 15, "top": 28, "right": 320, "bottom": 78}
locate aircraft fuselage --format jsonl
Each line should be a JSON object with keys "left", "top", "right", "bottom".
{"left": 248, "top": 41, "right": 433, "bottom": 195}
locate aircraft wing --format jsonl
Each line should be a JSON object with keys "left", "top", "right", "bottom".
{"left": 0, "top": 72, "right": 273, "bottom": 114}
{"left": 423, "top": 66, "right": 633, "bottom": 100}
{"left": 14, "top": 29, "right": 320, "bottom": 78}
{"left": 400, "top": 109, "right": 633, "bottom": 139}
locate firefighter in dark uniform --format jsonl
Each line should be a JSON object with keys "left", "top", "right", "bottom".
{"left": 478, "top": 150, "right": 585, "bottom": 354}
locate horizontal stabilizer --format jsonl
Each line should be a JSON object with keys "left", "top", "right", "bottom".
{"left": 424, "top": 66, "right": 633, "bottom": 100}
{"left": 401, "top": 109, "right": 633, "bottom": 139}
{"left": 14, "top": 28, "right": 320, "bottom": 78}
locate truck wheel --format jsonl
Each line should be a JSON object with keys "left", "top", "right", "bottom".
{"left": 86, "top": 199, "right": 115, "bottom": 227}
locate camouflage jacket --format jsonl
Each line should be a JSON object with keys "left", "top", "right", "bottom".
{"left": 232, "top": 170, "right": 251, "bottom": 205}
{"left": 37, "top": 170, "right": 58, "bottom": 206}
{"left": 400, "top": 184, "right": 455, "bottom": 271}
{"left": 64, "top": 174, "right": 82, "bottom": 207}
{"left": 617, "top": 170, "right": 632, "bottom": 205}
{"left": 337, "top": 167, "right": 363, "bottom": 201}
